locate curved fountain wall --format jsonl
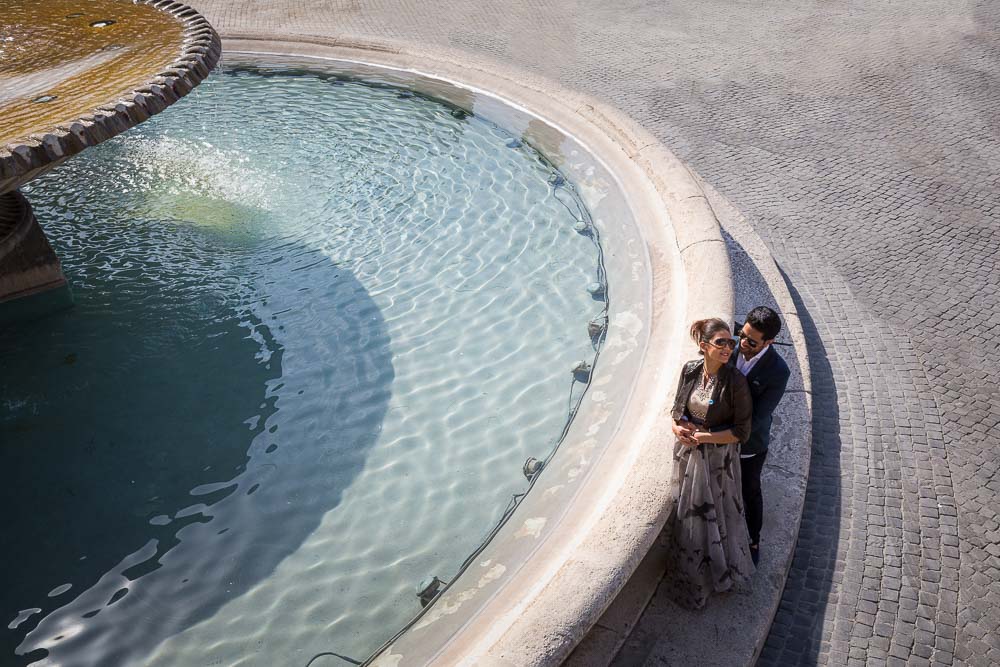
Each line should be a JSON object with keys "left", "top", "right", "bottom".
{"left": 220, "top": 39, "right": 735, "bottom": 666}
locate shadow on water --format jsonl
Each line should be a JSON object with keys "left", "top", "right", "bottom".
{"left": 757, "top": 265, "right": 842, "bottom": 664}
{"left": 0, "top": 237, "right": 392, "bottom": 666}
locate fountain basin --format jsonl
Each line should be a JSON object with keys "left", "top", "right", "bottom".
{"left": 0, "top": 21, "right": 735, "bottom": 663}
{"left": 212, "top": 40, "right": 733, "bottom": 666}
{"left": 5, "top": 59, "right": 630, "bottom": 666}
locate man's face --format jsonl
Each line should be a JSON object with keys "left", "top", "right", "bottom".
{"left": 739, "top": 323, "right": 770, "bottom": 360}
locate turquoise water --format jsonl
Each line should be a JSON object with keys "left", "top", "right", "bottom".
{"left": 1, "top": 68, "right": 601, "bottom": 665}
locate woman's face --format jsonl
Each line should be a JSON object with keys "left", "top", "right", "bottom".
{"left": 699, "top": 329, "right": 735, "bottom": 365}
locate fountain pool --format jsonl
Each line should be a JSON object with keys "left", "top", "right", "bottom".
{"left": 1, "top": 65, "right": 606, "bottom": 666}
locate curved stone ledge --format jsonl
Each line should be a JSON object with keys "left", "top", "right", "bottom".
{"left": 571, "top": 176, "right": 814, "bottom": 666}
{"left": 221, "top": 36, "right": 733, "bottom": 666}
{"left": 0, "top": 0, "right": 221, "bottom": 195}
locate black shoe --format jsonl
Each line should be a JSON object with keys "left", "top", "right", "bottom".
{"left": 750, "top": 543, "right": 760, "bottom": 566}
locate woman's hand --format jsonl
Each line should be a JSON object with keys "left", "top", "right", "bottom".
{"left": 672, "top": 420, "right": 699, "bottom": 447}
{"left": 692, "top": 430, "right": 712, "bottom": 445}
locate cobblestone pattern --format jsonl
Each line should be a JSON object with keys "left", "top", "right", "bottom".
{"left": 192, "top": 1, "right": 1000, "bottom": 662}
{"left": 762, "top": 247, "right": 961, "bottom": 666}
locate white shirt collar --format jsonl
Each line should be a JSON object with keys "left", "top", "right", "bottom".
{"left": 736, "top": 344, "right": 769, "bottom": 376}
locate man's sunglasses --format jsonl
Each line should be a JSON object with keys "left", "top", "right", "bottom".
{"left": 738, "top": 331, "right": 762, "bottom": 349}
{"left": 706, "top": 337, "right": 737, "bottom": 350}
{"left": 734, "top": 320, "right": 792, "bottom": 347}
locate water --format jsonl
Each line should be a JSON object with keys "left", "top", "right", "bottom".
{"left": 0, "top": 68, "right": 602, "bottom": 666}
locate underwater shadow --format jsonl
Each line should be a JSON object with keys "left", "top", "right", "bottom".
{"left": 0, "top": 242, "right": 392, "bottom": 666}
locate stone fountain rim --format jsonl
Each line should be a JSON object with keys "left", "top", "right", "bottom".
{"left": 0, "top": 0, "right": 222, "bottom": 196}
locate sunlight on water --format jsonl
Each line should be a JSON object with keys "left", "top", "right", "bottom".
{"left": 1, "top": 68, "right": 603, "bottom": 667}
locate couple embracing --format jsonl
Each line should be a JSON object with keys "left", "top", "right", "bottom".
{"left": 661, "top": 306, "right": 791, "bottom": 610}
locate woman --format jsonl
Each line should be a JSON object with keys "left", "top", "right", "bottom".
{"left": 662, "top": 318, "right": 755, "bottom": 609}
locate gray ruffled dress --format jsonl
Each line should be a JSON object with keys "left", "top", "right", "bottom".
{"left": 662, "top": 373, "right": 755, "bottom": 609}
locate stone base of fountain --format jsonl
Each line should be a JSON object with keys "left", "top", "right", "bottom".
{"left": 0, "top": 190, "right": 71, "bottom": 318}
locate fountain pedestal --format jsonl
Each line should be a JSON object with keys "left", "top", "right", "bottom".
{"left": 0, "top": 190, "right": 71, "bottom": 319}
{"left": 0, "top": 0, "right": 221, "bottom": 319}
{"left": 0, "top": 190, "right": 66, "bottom": 298}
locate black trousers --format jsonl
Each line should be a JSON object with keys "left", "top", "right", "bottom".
{"left": 741, "top": 449, "right": 768, "bottom": 546}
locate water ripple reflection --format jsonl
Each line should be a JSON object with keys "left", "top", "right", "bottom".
{"left": 1, "top": 67, "right": 599, "bottom": 666}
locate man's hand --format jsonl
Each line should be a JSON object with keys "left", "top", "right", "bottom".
{"left": 672, "top": 420, "right": 698, "bottom": 447}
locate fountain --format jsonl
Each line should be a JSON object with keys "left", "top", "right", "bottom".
{"left": 0, "top": 37, "right": 614, "bottom": 666}
{"left": 1, "top": 6, "right": 736, "bottom": 664}
{"left": 0, "top": 0, "right": 220, "bottom": 314}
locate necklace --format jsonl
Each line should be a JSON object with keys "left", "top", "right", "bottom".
{"left": 689, "top": 371, "right": 717, "bottom": 422}
{"left": 696, "top": 372, "right": 716, "bottom": 400}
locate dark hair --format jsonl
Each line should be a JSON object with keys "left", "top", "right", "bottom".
{"left": 689, "top": 318, "right": 731, "bottom": 355}
{"left": 745, "top": 306, "right": 781, "bottom": 340}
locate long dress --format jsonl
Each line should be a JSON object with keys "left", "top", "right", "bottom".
{"left": 661, "top": 374, "right": 755, "bottom": 609}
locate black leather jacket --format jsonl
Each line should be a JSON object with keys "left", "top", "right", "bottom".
{"left": 670, "top": 358, "right": 753, "bottom": 443}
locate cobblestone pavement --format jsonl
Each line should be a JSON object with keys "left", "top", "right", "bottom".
{"left": 190, "top": 1, "right": 1000, "bottom": 663}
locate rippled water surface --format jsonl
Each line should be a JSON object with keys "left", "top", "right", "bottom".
{"left": 0, "top": 68, "right": 601, "bottom": 666}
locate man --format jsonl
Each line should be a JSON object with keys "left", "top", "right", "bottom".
{"left": 732, "top": 306, "right": 790, "bottom": 566}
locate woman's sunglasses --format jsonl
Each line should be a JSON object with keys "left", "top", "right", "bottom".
{"left": 706, "top": 337, "right": 737, "bottom": 350}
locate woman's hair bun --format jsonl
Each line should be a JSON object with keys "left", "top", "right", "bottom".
{"left": 689, "top": 317, "right": 731, "bottom": 354}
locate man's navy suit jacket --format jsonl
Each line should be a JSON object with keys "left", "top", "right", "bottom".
{"left": 730, "top": 345, "right": 791, "bottom": 456}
